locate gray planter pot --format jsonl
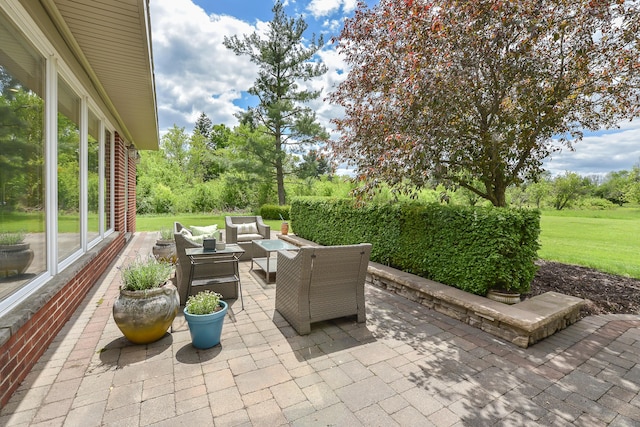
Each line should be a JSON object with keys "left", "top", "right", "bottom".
{"left": 0, "top": 243, "right": 34, "bottom": 277}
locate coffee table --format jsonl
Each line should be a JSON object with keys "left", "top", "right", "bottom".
{"left": 251, "top": 239, "right": 299, "bottom": 283}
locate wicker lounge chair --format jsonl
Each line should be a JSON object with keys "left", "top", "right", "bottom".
{"left": 275, "top": 243, "right": 372, "bottom": 335}
{"left": 225, "top": 216, "right": 271, "bottom": 261}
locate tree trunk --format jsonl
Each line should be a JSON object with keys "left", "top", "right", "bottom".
{"left": 486, "top": 182, "right": 508, "bottom": 207}
{"left": 276, "top": 158, "right": 286, "bottom": 205}
{"left": 275, "top": 132, "right": 286, "bottom": 205}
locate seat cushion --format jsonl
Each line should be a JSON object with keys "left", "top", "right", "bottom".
{"left": 190, "top": 224, "right": 218, "bottom": 237}
{"left": 236, "top": 222, "right": 258, "bottom": 235}
{"left": 237, "top": 233, "right": 265, "bottom": 242}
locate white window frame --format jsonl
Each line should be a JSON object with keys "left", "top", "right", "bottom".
{"left": 0, "top": 0, "right": 119, "bottom": 317}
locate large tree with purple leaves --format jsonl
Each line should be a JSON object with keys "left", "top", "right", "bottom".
{"left": 329, "top": 0, "right": 640, "bottom": 207}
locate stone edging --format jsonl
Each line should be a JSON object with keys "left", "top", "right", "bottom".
{"left": 278, "top": 234, "right": 585, "bottom": 348}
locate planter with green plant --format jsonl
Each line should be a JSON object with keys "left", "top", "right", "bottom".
{"left": 112, "top": 257, "right": 179, "bottom": 344}
{"left": 183, "top": 290, "right": 228, "bottom": 349}
{"left": 0, "top": 231, "right": 34, "bottom": 278}
{"left": 152, "top": 228, "right": 177, "bottom": 264}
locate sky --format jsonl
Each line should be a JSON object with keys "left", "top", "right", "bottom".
{"left": 148, "top": 0, "right": 640, "bottom": 177}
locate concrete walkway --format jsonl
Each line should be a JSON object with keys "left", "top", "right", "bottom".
{"left": 1, "top": 232, "right": 639, "bottom": 426}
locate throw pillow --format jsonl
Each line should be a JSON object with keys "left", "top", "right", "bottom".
{"left": 237, "top": 222, "right": 258, "bottom": 235}
{"left": 190, "top": 224, "right": 218, "bottom": 237}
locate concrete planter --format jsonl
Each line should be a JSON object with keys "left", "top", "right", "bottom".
{"left": 113, "top": 282, "right": 179, "bottom": 344}
{"left": 0, "top": 243, "right": 34, "bottom": 277}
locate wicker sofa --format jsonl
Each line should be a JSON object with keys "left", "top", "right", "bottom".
{"left": 173, "top": 222, "right": 238, "bottom": 304}
{"left": 275, "top": 243, "right": 372, "bottom": 335}
{"left": 224, "top": 216, "right": 270, "bottom": 260}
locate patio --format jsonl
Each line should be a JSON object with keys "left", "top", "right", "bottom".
{"left": 1, "top": 232, "right": 640, "bottom": 426}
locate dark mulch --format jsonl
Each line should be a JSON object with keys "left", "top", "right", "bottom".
{"left": 525, "top": 260, "right": 640, "bottom": 318}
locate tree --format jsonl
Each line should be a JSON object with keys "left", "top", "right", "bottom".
{"left": 552, "top": 172, "right": 589, "bottom": 210}
{"left": 161, "top": 125, "right": 189, "bottom": 174}
{"left": 224, "top": 0, "right": 329, "bottom": 205}
{"left": 296, "top": 149, "right": 333, "bottom": 179}
{"left": 189, "top": 123, "right": 232, "bottom": 181}
{"left": 329, "top": 0, "right": 640, "bottom": 207}
{"left": 194, "top": 112, "right": 213, "bottom": 140}
{"left": 629, "top": 164, "right": 640, "bottom": 204}
{"left": 525, "top": 173, "right": 552, "bottom": 209}
{"left": 595, "top": 170, "right": 630, "bottom": 206}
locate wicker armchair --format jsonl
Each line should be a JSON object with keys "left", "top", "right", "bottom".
{"left": 173, "top": 222, "right": 237, "bottom": 304}
{"left": 224, "top": 216, "right": 270, "bottom": 260}
{"left": 275, "top": 243, "right": 372, "bottom": 335}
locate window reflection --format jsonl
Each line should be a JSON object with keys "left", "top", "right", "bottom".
{"left": 0, "top": 12, "right": 46, "bottom": 301}
{"left": 88, "top": 109, "right": 99, "bottom": 242}
{"left": 57, "top": 77, "right": 80, "bottom": 262}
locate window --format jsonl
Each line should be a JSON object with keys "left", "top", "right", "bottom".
{"left": 104, "top": 129, "right": 112, "bottom": 232}
{"left": 0, "top": 5, "right": 118, "bottom": 312}
{"left": 57, "top": 76, "right": 81, "bottom": 262}
{"left": 87, "top": 109, "right": 99, "bottom": 243}
{"left": 0, "top": 10, "right": 46, "bottom": 301}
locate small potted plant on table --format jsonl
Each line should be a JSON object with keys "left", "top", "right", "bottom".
{"left": 184, "top": 291, "right": 228, "bottom": 349}
{"left": 112, "top": 257, "right": 179, "bottom": 344}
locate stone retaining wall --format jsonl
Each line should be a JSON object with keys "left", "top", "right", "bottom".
{"left": 278, "top": 234, "right": 585, "bottom": 348}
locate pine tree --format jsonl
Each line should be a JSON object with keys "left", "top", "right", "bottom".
{"left": 224, "top": 0, "right": 328, "bottom": 205}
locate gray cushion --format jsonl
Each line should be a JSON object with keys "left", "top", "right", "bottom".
{"left": 237, "top": 233, "right": 265, "bottom": 242}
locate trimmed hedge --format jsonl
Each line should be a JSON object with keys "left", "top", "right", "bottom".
{"left": 259, "top": 204, "right": 291, "bottom": 220}
{"left": 290, "top": 197, "right": 540, "bottom": 295}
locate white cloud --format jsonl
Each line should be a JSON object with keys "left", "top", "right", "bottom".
{"left": 149, "top": 0, "right": 639, "bottom": 177}
{"left": 307, "top": 0, "right": 357, "bottom": 18}
{"left": 545, "top": 120, "right": 640, "bottom": 176}
{"left": 150, "top": 0, "right": 260, "bottom": 132}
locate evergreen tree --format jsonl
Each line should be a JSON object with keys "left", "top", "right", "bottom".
{"left": 194, "top": 112, "right": 212, "bottom": 140}
{"left": 224, "top": 0, "right": 328, "bottom": 205}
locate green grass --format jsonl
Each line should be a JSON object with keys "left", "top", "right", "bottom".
{"left": 7, "top": 207, "right": 638, "bottom": 279}
{"left": 539, "top": 206, "right": 640, "bottom": 279}
{"left": 135, "top": 214, "right": 284, "bottom": 234}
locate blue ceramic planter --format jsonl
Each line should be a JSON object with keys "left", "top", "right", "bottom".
{"left": 184, "top": 300, "right": 228, "bottom": 349}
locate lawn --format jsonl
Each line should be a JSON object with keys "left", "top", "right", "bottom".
{"left": 136, "top": 214, "right": 284, "bottom": 235}
{"left": 538, "top": 206, "right": 640, "bottom": 279}
{"left": 4, "top": 208, "right": 638, "bottom": 279}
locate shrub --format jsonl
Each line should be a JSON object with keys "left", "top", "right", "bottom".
{"left": 291, "top": 197, "right": 540, "bottom": 295}
{"left": 151, "top": 184, "right": 176, "bottom": 214}
{"left": 189, "top": 182, "right": 223, "bottom": 213}
{"left": 260, "top": 204, "right": 291, "bottom": 220}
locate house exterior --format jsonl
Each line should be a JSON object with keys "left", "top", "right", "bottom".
{"left": 0, "top": 0, "right": 159, "bottom": 407}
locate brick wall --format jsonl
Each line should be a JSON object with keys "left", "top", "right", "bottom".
{"left": 0, "top": 131, "right": 135, "bottom": 408}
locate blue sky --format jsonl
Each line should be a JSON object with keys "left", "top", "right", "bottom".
{"left": 149, "top": 0, "right": 640, "bottom": 177}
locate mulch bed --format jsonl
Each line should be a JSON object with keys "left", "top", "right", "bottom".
{"left": 525, "top": 260, "right": 640, "bottom": 318}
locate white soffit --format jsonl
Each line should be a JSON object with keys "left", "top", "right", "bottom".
{"left": 48, "top": 0, "right": 159, "bottom": 150}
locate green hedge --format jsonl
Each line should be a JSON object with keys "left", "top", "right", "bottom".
{"left": 290, "top": 197, "right": 540, "bottom": 295}
{"left": 259, "top": 204, "right": 291, "bottom": 220}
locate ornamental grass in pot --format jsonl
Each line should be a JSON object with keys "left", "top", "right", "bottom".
{"left": 113, "top": 257, "right": 179, "bottom": 344}
{"left": 0, "top": 231, "right": 34, "bottom": 278}
{"left": 184, "top": 291, "right": 228, "bottom": 349}
{"left": 152, "top": 228, "right": 177, "bottom": 264}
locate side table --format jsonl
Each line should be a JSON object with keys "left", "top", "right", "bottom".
{"left": 251, "top": 239, "right": 299, "bottom": 283}
{"left": 185, "top": 244, "right": 245, "bottom": 310}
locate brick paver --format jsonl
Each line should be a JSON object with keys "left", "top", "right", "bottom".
{"left": 1, "top": 232, "right": 639, "bottom": 426}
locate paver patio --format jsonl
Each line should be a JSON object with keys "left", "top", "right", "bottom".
{"left": 1, "top": 232, "right": 639, "bottom": 426}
